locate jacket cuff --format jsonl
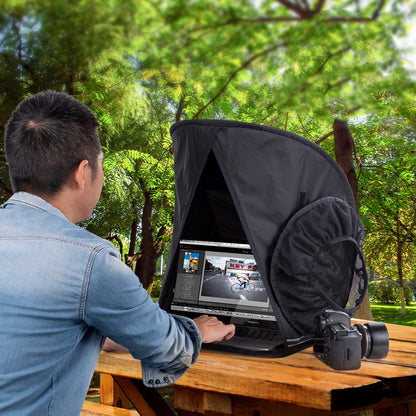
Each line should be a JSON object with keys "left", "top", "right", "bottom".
{"left": 142, "top": 314, "right": 201, "bottom": 387}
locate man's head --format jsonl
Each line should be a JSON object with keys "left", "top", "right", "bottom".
{"left": 4, "top": 90, "right": 102, "bottom": 197}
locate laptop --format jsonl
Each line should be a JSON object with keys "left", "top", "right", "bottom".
{"left": 166, "top": 239, "right": 285, "bottom": 356}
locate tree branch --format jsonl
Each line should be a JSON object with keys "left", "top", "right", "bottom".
{"left": 189, "top": 0, "right": 384, "bottom": 34}
{"left": 324, "top": 77, "right": 351, "bottom": 95}
{"left": 372, "top": 0, "right": 385, "bottom": 20}
{"left": 315, "top": 45, "right": 351, "bottom": 77}
{"left": 189, "top": 16, "right": 302, "bottom": 33}
{"left": 106, "top": 234, "right": 124, "bottom": 257}
{"left": 192, "top": 42, "right": 286, "bottom": 119}
{"left": 297, "top": 113, "right": 312, "bottom": 138}
{"left": 314, "top": 0, "right": 326, "bottom": 13}
{"left": 315, "top": 130, "right": 334, "bottom": 145}
{"left": 275, "top": 0, "right": 314, "bottom": 18}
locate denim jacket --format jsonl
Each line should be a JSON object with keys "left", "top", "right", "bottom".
{"left": 0, "top": 192, "right": 201, "bottom": 416}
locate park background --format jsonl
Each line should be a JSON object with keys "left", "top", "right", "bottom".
{"left": 1, "top": 0, "right": 416, "bottom": 324}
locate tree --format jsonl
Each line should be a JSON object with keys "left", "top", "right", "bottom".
{"left": 333, "top": 118, "right": 373, "bottom": 319}
{"left": 140, "top": 0, "right": 414, "bottom": 125}
{"left": 86, "top": 96, "right": 176, "bottom": 289}
{"left": 0, "top": 0, "right": 142, "bottom": 202}
{"left": 139, "top": 1, "right": 416, "bottom": 315}
{"left": 0, "top": 0, "right": 176, "bottom": 288}
{"left": 352, "top": 111, "right": 416, "bottom": 316}
{"left": 1, "top": 0, "right": 415, "bottom": 296}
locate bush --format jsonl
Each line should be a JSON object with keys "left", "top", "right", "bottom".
{"left": 368, "top": 279, "right": 413, "bottom": 305}
{"left": 404, "top": 285, "right": 414, "bottom": 305}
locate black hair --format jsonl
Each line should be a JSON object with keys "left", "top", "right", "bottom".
{"left": 4, "top": 90, "right": 101, "bottom": 196}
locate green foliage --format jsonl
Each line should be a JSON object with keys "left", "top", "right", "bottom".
{"left": 1, "top": 0, "right": 416, "bottom": 286}
{"left": 369, "top": 280, "right": 413, "bottom": 305}
{"left": 352, "top": 110, "right": 416, "bottom": 291}
{"left": 0, "top": 0, "right": 143, "bottom": 201}
{"left": 139, "top": 0, "right": 415, "bottom": 127}
{"left": 149, "top": 274, "right": 164, "bottom": 299}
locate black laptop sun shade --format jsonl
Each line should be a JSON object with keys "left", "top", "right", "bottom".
{"left": 159, "top": 119, "right": 368, "bottom": 358}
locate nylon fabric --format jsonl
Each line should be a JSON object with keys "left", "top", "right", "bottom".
{"left": 270, "top": 197, "right": 367, "bottom": 335}
{"left": 161, "top": 119, "right": 367, "bottom": 355}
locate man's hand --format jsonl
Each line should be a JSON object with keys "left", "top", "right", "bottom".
{"left": 193, "top": 315, "right": 235, "bottom": 343}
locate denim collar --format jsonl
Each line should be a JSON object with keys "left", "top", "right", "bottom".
{"left": 2, "top": 192, "right": 68, "bottom": 221}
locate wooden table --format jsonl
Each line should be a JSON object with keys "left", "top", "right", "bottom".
{"left": 95, "top": 322, "right": 416, "bottom": 415}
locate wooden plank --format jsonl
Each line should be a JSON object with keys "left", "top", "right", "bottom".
{"left": 97, "top": 352, "right": 142, "bottom": 378}
{"left": 373, "top": 398, "right": 416, "bottom": 416}
{"left": 194, "top": 349, "right": 382, "bottom": 389}
{"left": 388, "top": 340, "right": 416, "bottom": 355}
{"left": 98, "top": 350, "right": 380, "bottom": 390}
{"left": 174, "top": 386, "right": 205, "bottom": 414}
{"left": 113, "top": 376, "right": 176, "bottom": 416}
{"left": 351, "top": 321, "right": 416, "bottom": 343}
{"left": 276, "top": 349, "right": 416, "bottom": 378}
{"left": 81, "top": 401, "right": 138, "bottom": 416}
{"left": 174, "top": 351, "right": 382, "bottom": 411}
{"left": 96, "top": 325, "right": 416, "bottom": 380}
{"left": 174, "top": 386, "right": 329, "bottom": 416}
{"left": 173, "top": 386, "right": 392, "bottom": 416}
{"left": 97, "top": 350, "right": 382, "bottom": 410}
{"left": 100, "top": 374, "right": 130, "bottom": 409}
{"left": 112, "top": 377, "right": 157, "bottom": 416}
{"left": 273, "top": 349, "right": 416, "bottom": 408}
{"left": 384, "top": 324, "right": 416, "bottom": 343}
{"left": 381, "top": 350, "right": 416, "bottom": 367}
{"left": 100, "top": 374, "right": 115, "bottom": 406}
{"left": 96, "top": 322, "right": 416, "bottom": 412}
{"left": 203, "top": 392, "right": 232, "bottom": 414}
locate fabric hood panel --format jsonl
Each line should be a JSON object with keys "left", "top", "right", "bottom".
{"left": 159, "top": 123, "right": 219, "bottom": 309}
{"left": 161, "top": 120, "right": 362, "bottom": 347}
{"left": 171, "top": 123, "right": 220, "bottom": 232}
{"left": 212, "top": 126, "right": 356, "bottom": 281}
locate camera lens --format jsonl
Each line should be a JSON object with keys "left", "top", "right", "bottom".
{"left": 354, "top": 322, "right": 389, "bottom": 359}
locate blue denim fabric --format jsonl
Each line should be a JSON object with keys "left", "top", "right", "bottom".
{"left": 0, "top": 192, "right": 201, "bottom": 416}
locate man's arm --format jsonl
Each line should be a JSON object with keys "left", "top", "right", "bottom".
{"left": 104, "top": 315, "right": 235, "bottom": 351}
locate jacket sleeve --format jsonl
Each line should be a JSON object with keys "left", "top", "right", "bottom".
{"left": 82, "top": 246, "right": 201, "bottom": 387}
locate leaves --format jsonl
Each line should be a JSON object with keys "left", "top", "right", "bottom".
{"left": 1, "top": 0, "right": 416, "bottom": 285}
{"left": 351, "top": 109, "right": 416, "bottom": 287}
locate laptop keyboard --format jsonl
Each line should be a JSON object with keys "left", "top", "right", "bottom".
{"left": 235, "top": 326, "right": 282, "bottom": 342}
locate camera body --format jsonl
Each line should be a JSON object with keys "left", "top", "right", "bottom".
{"left": 313, "top": 309, "right": 389, "bottom": 370}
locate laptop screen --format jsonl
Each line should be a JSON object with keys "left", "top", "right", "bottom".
{"left": 170, "top": 240, "right": 277, "bottom": 327}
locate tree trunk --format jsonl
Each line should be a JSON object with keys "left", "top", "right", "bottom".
{"left": 128, "top": 214, "right": 138, "bottom": 257}
{"left": 333, "top": 119, "right": 373, "bottom": 320}
{"left": 134, "top": 187, "right": 156, "bottom": 290}
{"left": 396, "top": 221, "right": 406, "bottom": 317}
{"left": 333, "top": 119, "right": 359, "bottom": 210}
{"left": 124, "top": 216, "right": 139, "bottom": 269}
{"left": 134, "top": 247, "right": 158, "bottom": 291}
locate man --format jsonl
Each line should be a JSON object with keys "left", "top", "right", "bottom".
{"left": 0, "top": 91, "right": 235, "bottom": 415}
{"left": 237, "top": 272, "right": 251, "bottom": 289}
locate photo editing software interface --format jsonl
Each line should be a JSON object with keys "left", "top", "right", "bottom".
{"left": 171, "top": 240, "right": 276, "bottom": 323}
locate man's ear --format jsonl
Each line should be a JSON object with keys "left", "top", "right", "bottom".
{"left": 70, "top": 160, "right": 89, "bottom": 190}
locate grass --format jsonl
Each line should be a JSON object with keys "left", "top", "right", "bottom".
{"left": 370, "top": 302, "right": 416, "bottom": 327}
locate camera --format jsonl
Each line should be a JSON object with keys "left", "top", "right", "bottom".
{"left": 313, "top": 310, "right": 389, "bottom": 370}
